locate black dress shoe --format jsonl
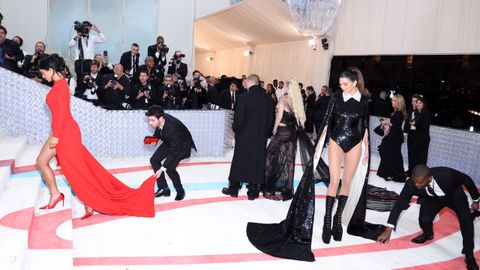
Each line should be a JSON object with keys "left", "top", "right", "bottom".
{"left": 222, "top": 187, "right": 239, "bottom": 197}
{"left": 466, "top": 255, "right": 479, "bottom": 270}
{"left": 410, "top": 233, "right": 434, "bottom": 244}
{"left": 154, "top": 188, "right": 171, "bottom": 198}
{"left": 175, "top": 190, "right": 185, "bottom": 201}
{"left": 247, "top": 190, "right": 259, "bottom": 201}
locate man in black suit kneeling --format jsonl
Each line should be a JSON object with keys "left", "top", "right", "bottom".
{"left": 377, "top": 165, "right": 479, "bottom": 270}
{"left": 146, "top": 106, "right": 196, "bottom": 201}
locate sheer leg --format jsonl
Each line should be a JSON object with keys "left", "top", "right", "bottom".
{"left": 36, "top": 138, "right": 61, "bottom": 205}
{"left": 327, "top": 139, "right": 344, "bottom": 197}
{"left": 340, "top": 143, "right": 362, "bottom": 196}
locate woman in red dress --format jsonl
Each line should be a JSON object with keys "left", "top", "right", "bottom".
{"left": 36, "top": 54, "right": 156, "bottom": 219}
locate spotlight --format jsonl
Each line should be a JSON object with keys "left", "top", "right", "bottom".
{"left": 206, "top": 56, "right": 214, "bottom": 62}
{"left": 243, "top": 50, "right": 253, "bottom": 56}
{"left": 321, "top": 38, "right": 329, "bottom": 50}
{"left": 308, "top": 39, "right": 316, "bottom": 46}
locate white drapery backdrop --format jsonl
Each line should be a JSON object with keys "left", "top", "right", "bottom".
{"left": 196, "top": 40, "right": 333, "bottom": 89}
{"left": 195, "top": 0, "right": 480, "bottom": 88}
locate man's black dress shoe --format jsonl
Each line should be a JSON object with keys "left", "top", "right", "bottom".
{"left": 247, "top": 190, "right": 259, "bottom": 201}
{"left": 154, "top": 188, "right": 171, "bottom": 198}
{"left": 175, "top": 190, "right": 185, "bottom": 201}
{"left": 410, "top": 233, "right": 434, "bottom": 244}
{"left": 222, "top": 186, "right": 239, "bottom": 197}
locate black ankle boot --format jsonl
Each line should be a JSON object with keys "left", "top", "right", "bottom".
{"left": 332, "top": 195, "right": 348, "bottom": 241}
{"left": 322, "top": 195, "right": 336, "bottom": 244}
{"left": 222, "top": 183, "right": 240, "bottom": 197}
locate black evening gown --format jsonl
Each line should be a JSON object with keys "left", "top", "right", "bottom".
{"left": 264, "top": 110, "right": 298, "bottom": 198}
{"left": 247, "top": 92, "right": 385, "bottom": 262}
{"left": 377, "top": 111, "right": 406, "bottom": 182}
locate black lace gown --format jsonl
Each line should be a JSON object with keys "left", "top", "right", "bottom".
{"left": 264, "top": 110, "right": 298, "bottom": 198}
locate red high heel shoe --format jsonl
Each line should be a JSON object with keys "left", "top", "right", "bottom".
{"left": 40, "top": 193, "right": 65, "bottom": 209}
{"left": 80, "top": 208, "right": 94, "bottom": 220}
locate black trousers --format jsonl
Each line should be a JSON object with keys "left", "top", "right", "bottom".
{"left": 418, "top": 188, "right": 474, "bottom": 256}
{"left": 74, "top": 59, "right": 92, "bottom": 81}
{"left": 406, "top": 131, "right": 415, "bottom": 175}
{"left": 150, "top": 144, "right": 185, "bottom": 192}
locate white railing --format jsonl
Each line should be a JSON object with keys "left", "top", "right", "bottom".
{"left": 0, "top": 68, "right": 230, "bottom": 158}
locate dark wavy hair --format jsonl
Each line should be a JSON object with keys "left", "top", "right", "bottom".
{"left": 145, "top": 105, "right": 164, "bottom": 119}
{"left": 38, "top": 53, "right": 69, "bottom": 76}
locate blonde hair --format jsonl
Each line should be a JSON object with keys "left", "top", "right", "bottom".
{"left": 285, "top": 78, "right": 306, "bottom": 127}
{"left": 393, "top": 94, "right": 407, "bottom": 119}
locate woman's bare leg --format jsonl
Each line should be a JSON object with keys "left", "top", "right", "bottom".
{"left": 340, "top": 143, "right": 362, "bottom": 196}
{"left": 327, "top": 139, "right": 344, "bottom": 197}
{"left": 36, "top": 137, "right": 61, "bottom": 204}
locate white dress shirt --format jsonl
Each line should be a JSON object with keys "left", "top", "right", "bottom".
{"left": 68, "top": 33, "right": 106, "bottom": 60}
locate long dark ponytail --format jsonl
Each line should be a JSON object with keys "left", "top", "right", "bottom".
{"left": 339, "top": 67, "right": 369, "bottom": 96}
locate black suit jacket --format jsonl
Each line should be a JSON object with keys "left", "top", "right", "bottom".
{"left": 147, "top": 44, "right": 167, "bottom": 70}
{"left": 119, "top": 51, "right": 140, "bottom": 74}
{"left": 98, "top": 74, "right": 131, "bottom": 105}
{"left": 167, "top": 62, "right": 187, "bottom": 79}
{"left": 206, "top": 84, "right": 218, "bottom": 105}
{"left": 387, "top": 167, "right": 480, "bottom": 227}
{"left": 0, "top": 39, "right": 24, "bottom": 73}
{"left": 217, "top": 89, "right": 238, "bottom": 110}
{"left": 313, "top": 95, "right": 331, "bottom": 121}
{"left": 153, "top": 113, "right": 196, "bottom": 168}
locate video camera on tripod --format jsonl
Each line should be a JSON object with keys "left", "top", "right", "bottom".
{"left": 74, "top": 21, "right": 91, "bottom": 36}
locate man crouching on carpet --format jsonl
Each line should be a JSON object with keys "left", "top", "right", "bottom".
{"left": 377, "top": 165, "right": 479, "bottom": 270}
{"left": 146, "top": 105, "right": 196, "bottom": 201}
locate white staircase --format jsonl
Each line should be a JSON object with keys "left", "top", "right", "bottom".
{"left": 0, "top": 129, "right": 74, "bottom": 270}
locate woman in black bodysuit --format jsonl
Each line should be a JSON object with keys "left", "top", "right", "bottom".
{"left": 246, "top": 68, "right": 379, "bottom": 262}
{"left": 315, "top": 69, "right": 370, "bottom": 244}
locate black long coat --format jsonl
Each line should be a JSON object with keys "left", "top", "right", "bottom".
{"left": 229, "top": 85, "right": 274, "bottom": 184}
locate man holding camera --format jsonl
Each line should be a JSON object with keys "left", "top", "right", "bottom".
{"left": 68, "top": 21, "right": 105, "bottom": 81}
{"left": 0, "top": 25, "right": 24, "bottom": 73}
{"left": 22, "top": 41, "right": 47, "bottom": 81}
{"left": 98, "top": 64, "right": 131, "bottom": 110}
{"left": 130, "top": 70, "right": 154, "bottom": 110}
{"left": 77, "top": 60, "right": 103, "bottom": 101}
{"left": 167, "top": 50, "right": 187, "bottom": 80}
{"left": 152, "top": 75, "right": 182, "bottom": 110}
{"left": 147, "top": 36, "right": 168, "bottom": 82}
{"left": 146, "top": 105, "right": 196, "bottom": 201}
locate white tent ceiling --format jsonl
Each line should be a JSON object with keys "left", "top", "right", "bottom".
{"left": 194, "top": 0, "right": 310, "bottom": 53}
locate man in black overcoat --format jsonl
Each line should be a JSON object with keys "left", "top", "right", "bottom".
{"left": 222, "top": 74, "right": 274, "bottom": 200}
{"left": 377, "top": 165, "right": 480, "bottom": 270}
{"left": 146, "top": 105, "right": 197, "bottom": 201}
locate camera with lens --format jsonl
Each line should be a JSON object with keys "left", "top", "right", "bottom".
{"left": 74, "top": 21, "right": 91, "bottom": 36}
{"left": 83, "top": 75, "right": 96, "bottom": 90}
{"left": 157, "top": 44, "right": 169, "bottom": 54}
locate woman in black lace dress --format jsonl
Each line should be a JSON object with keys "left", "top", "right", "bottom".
{"left": 377, "top": 94, "right": 407, "bottom": 182}
{"left": 264, "top": 79, "right": 306, "bottom": 201}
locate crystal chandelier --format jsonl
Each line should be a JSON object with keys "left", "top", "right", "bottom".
{"left": 287, "top": 0, "right": 342, "bottom": 37}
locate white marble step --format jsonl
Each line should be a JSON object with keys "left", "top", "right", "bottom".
{"left": 0, "top": 167, "right": 9, "bottom": 199}
{"left": 0, "top": 135, "right": 28, "bottom": 163}
{"left": 0, "top": 177, "right": 42, "bottom": 270}
{"left": 24, "top": 178, "right": 74, "bottom": 270}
